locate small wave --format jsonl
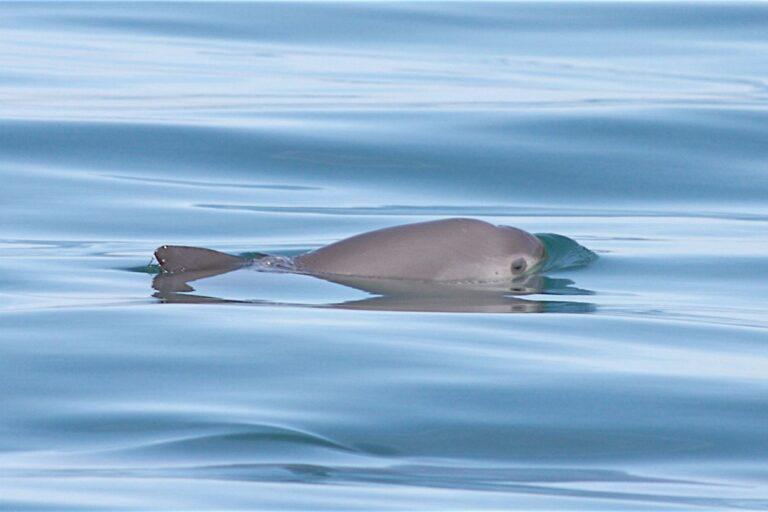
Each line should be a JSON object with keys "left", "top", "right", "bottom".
{"left": 103, "top": 425, "right": 361, "bottom": 461}
{"left": 536, "top": 233, "right": 599, "bottom": 272}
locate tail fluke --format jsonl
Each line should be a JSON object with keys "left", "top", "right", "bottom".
{"left": 154, "top": 245, "right": 248, "bottom": 274}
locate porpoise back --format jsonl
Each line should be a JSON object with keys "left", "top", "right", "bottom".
{"left": 294, "top": 218, "right": 544, "bottom": 281}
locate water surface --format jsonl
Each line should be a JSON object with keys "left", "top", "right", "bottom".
{"left": 1, "top": 2, "right": 768, "bottom": 510}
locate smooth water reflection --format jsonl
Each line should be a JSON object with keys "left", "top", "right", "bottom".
{"left": 1, "top": 1, "right": 768, "bottom": 510}
{"left": 151, "top": 266, "right": 597, "bottom": 314}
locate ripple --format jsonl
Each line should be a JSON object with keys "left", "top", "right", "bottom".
{"left": 101, "top": 426, "right": 362, "bottom": 462}
{"left": 6, "top": 463, "right": 764, "bottom": 510}
{"left": 103, "top": 174, "right": 320, "bottom": 191}
{"left": 194, "top": 204, "right": 768, "bottom": 222}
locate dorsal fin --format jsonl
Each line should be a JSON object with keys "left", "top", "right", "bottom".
{"left": 154, "top": 245, "right": 247, "bottom": 274}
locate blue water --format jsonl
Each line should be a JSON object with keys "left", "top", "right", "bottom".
{"left": 2, "top": 2, "right": 768, "bottom": 510}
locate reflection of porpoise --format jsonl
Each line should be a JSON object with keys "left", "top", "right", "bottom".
{"left": 151, "top": 269, "right": 595, "bottom": 314}
{"left": 155, "top": 218, "right": 546, "bottom": 281}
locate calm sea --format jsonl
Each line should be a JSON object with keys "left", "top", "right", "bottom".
{"left": 1, "top": 2, "right": 768, "bottom": 510}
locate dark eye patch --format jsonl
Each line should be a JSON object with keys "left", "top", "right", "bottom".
{"left": 511, "top": 258, "right": 527, "bottom": 273}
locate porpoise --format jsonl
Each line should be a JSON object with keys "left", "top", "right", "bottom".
{"left": 154, "top": 218, "right": 546, "bottom": 282}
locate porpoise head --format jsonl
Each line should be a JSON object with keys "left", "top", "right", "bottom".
{"left": 496, "top": 224, "right": 547, "bottom": 278}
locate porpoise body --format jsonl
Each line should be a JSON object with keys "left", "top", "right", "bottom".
{"left": 155, "top": 218, "right": 546, "bottom": 282}
{"left": 294, "top": 218, "right": 544, "bottom": 281}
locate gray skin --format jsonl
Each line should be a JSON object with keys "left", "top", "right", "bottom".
{"left": 294, "top": 218, "right": 544, "bottom": 281}
{"left": 155, "top": 218, "right": 546, "bottom": 282}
